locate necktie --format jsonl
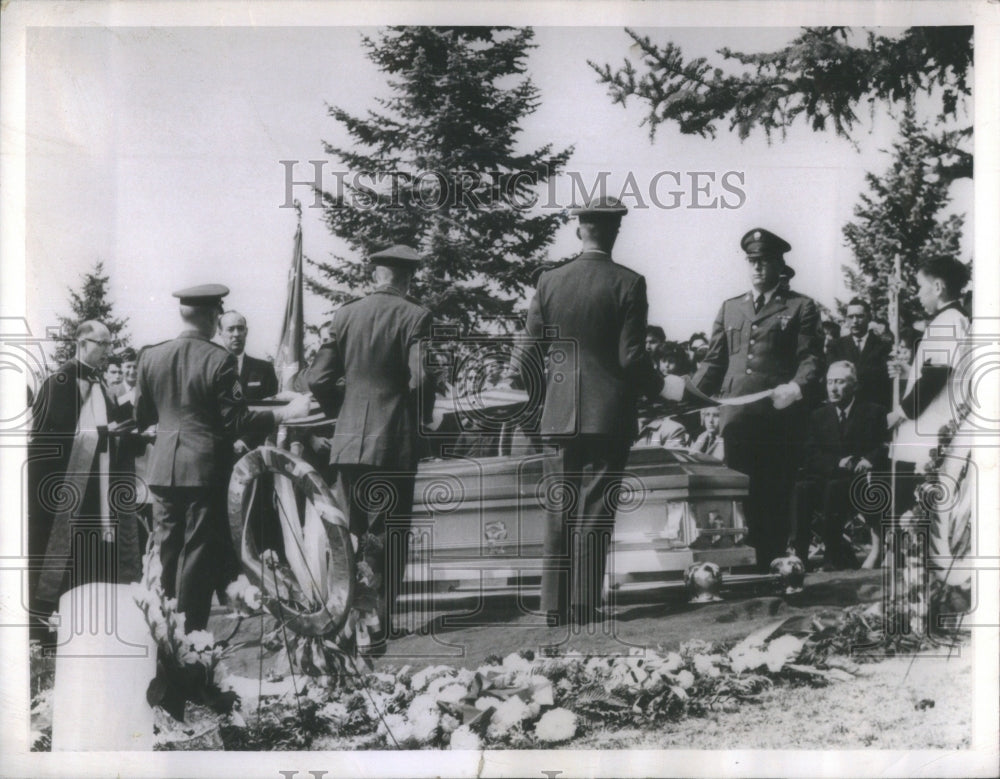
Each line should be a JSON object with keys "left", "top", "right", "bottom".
{"left": 704, "top": 433, "right": 715, "bottom": 453}
{"left": 838, "top": 408, "right": 847, "bottom": 438}
{"left": 753, "top": 294, "right": 765, "bottom": 314}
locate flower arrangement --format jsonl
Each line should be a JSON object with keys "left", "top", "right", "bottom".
{"left": 131, "top": 547, "right": 238, "bottom": 722}
{"left": 209, "top": 602, "right": 923, "bottom": 751}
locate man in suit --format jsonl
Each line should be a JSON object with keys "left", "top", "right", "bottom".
{"left": 789, "top": 361, "right": 887, "bottom": 569}
{"left": 27, "top": 322, "right": 142, "bottom": 640}
{"left": 690, "top": 406, "right": 724, "bottom": 460}
{"left": 219, "top": 310, "right": 279, "bottom": 454}
{"left": 515, "top": 197, "right": 686, "bottom": 627}
{"left": 827, "top": 297, "right": 892, "bottom": 408}
{"left": 292, "top": 245, "right": 435, "bottom": 652}
{"left": 135, "top": 285, "right": 308, "bottom": 630}
{"left": 692, "top": 228, "right": 823, "bottom": 571}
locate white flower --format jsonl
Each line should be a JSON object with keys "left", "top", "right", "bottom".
{"left": 449, "top": 725, "right": 482, "bottom": 750}
{"left": 406, "top": 694, "right": 441, "bottom": 744}
{"left": 379, "top": 713, "right": 414, "bottom": 744}
{"left": 439, "top": 712, "right": 462, "bottom": 734}
{"left": 675, "top": 669, "right": 695, "bottom": 690}
{"left": 584, "top": 657, "right": 610, "bottom": 676}
{"left": 692, "top": 654, "right": 721, "bottom": 678}
{"left": 474, "top": 695, "right": 503, "bottom": 711}
{"left": 225, "top": 574, "right": 252, "bottom": 603}
{"left": 319, "top": 702, "right": 349, "bottom": 724}
{"left": 729, "top": 647, "right": 768, "bottom": 674}
{"left": 501, "top": 653, "right": 533, "bottom": 674}
{"left": 764, "top": 635, "right": 804, "bottom": 673}
{"left": 435, "top": 683, "right": 468, "bottom": 704}
{"left": 487, "top": 696, "right": 531, "bottom": 739}
{"left": 411, "top": 665, "right": 454, "bottom": 692}
{"left": 186, "top": 630, "right": 215, "bottom": 653}
{"left": 534, "top": 708, "right": 577, "bottom": 743}
{"left": 426, "top": 673, "right": 459, "bottom": 698}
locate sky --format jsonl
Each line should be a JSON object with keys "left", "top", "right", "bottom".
{"left": 24, "top": 24, "right": 974, "bottom": 359}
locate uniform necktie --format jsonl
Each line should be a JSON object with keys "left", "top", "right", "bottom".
{"left": 753, "top": 294, "right": 765, "bottom": 314}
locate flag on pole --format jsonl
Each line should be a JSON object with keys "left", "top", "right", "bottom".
{"left": 275, "top": 204, "right": 305, "bottom": 391}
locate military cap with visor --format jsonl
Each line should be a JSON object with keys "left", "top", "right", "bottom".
{"left": 571, "top": 196, "right": 629, "bottom": 222}
{"left": 369, "top": 244, "right": 422, "bottom": 268}
{"left": 741, "top": 228, "right": 791, "bottom": 258}
{"left": 172, "top": 284, "right": 230, "bottom": 306}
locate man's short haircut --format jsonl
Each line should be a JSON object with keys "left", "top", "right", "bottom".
{"left": 827, "top": 360, "right": 857, "bottom": 382}
{"left": 846, "top": 297, "right": 871, "bottom": 315}
{"left": 646, "top": 325, "right": 666, "bottom": 342}
{"left": 74, "top": 320, "right": 104, "bottom": 341}
{"left": 179, "top": 303, "right": 219, "bottom": 327}
{"left": 918, "top": 256, "right": 971, "bottom": 299}
{"left": 688, "top": 331, "right": 708, "bottom": 347}
{"left": 822, "top": 320, "right": 841, "bottom": 337}
{"left": 118, "top": 347, "right": 138, "bottom": 363}
{"left": 104, "top": 355, "right": 122, "bottom": 368}
{"left": 372, "top": 263, "right": 413, "bottom": 287}
{"left": 578, "top": 218, "right": 619, "bottom": 248}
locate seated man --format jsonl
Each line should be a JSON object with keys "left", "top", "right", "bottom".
{"left": 789, "top": 361, "right": 887, "bottom": 569}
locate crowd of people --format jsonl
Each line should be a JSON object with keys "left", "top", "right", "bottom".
{"left": 26, "top": 201, "right": 972, "bottom": 647}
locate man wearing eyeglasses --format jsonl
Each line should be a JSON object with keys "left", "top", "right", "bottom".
{"left": 27, "top": 321, "right": 144, "bottom": 642}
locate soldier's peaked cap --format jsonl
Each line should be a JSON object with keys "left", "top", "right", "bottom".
{"left": 741, "top": 228, "right": 791, "bottom": 258}
{"left": 369, "top": 244, "right": 421, "bottom": 267}
{"left": 172, "top": 284, "right": 230, "bottom": 306}
{"left": 571, "top": 196, "right": 628, "bottom": 221}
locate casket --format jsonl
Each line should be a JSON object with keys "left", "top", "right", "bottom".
{"left": 404, "top": 445, "right": 756, "bottom": 602}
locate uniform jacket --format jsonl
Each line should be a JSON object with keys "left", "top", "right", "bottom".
{"left": 298, "top": 287, "right": 434, "bottom": 470}
{"left": 827, "top": 333, "right": 892, "bottom": 408}
{"left": 239, "top": 354, "right": 278, "bottom": 401}
{"left": 518, "top": 251, "right": 665, "bottom": 439}
{"left": 802, "top": 400, "right": 888, "bottom": 479}
{"left": 892, "top": 302, "right": 969, "bottom": 466}
{"left": 692, "top": 288, "right": 823, "bottom": 432}
{"left": 135, "top": 332, "right": 276, "bottom": 487}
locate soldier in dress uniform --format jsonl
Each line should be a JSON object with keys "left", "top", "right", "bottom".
{"left": 135, "top": 285, "right": 308, "bottom": 630}
{"left": 692, "top": 228, "right": 823, "bottom": 570}
{"left": 291, "top": 245, "right": 436, "bottom": 652}
{"left": 514, "top": 197, "right": 686, "bottom": 627}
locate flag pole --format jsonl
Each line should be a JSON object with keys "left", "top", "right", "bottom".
{"left": 888, "top": 252, "right": 902, "bottom": 526}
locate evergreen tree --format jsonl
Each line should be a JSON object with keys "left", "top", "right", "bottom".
{"left": 840, "top": 105, "right": 967, "bottom": 327}
{"left": 309, "top": 26, "right": 573, "bottom": 332}
{"left": 591, "top": 26, "right": 971, "bottom": 183}
{"left": 54, "top": 262, "right": 130, "bottom": 364}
